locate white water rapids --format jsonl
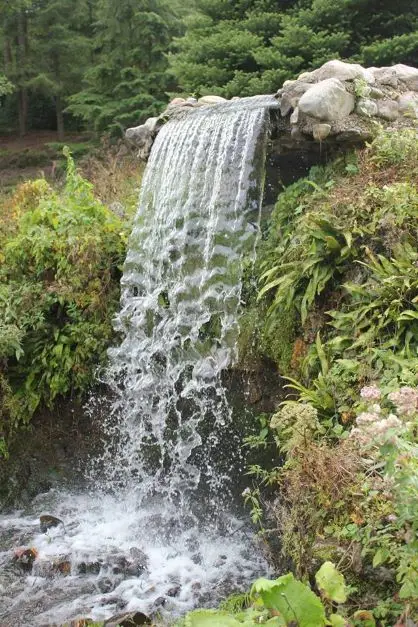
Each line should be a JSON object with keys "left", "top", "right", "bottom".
{"left": 0, "top": 96, "right": 276, "bottom": 626}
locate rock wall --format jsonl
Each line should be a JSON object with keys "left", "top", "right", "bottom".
{"left": 126, "top": 60, "right": 418, "bottom": 160}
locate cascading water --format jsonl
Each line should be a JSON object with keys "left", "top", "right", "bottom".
{"left": 0, "top": 96, "right": 276, "bottom": 626}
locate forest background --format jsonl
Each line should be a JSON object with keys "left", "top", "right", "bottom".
{"left": 1, "top": 0, "right": 418, "bottom": 139}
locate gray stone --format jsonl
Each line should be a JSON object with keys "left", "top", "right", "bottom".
{"left": 125, "top": 125, "right": 154, "bottom": 161}
{"left": 280, "top": 82, "right": 312, "bottom": 116}
{"left": 377, "top": 99, "right": 400, "bottom": 121}
{"left": 391, "top": 64, "right": 418, "bottom": 90}
{"left": 297, "top": 71, "right": 315, "bottom": 83}
{"left": 398, "top": 91, "right": 418, "bottom": 118}
{"left": 39, "top": 514, "right": 64, "bottom": 533}
{"left": 312, "top": 123, "right": 331, "bottom": 141}
{"left": 186, "top": 97, "right": 198, "bottom": 104}
{"left": 290, "top": 106, "right": 299, "bottom": 124}
{"left": 369, "top": 86, "right": 385, "bottom": 99}
{"left": 198, "top": 95, "right": 227, "bottom": 105}
{"left": 298, "top": 78, "right": 355, "bottom": 121}
{"left": 371, "top": 67, "right": 399, "bottom": 88}
{"left": 143, "top": 116, "right": 159, "bottom": 132}
{"left": 356, "top": 98, "right": 378, "bottom": 117}
{"left": 313, "top": 59, "right": 374, "bottom": 83}
{"left": 336, "top": 128, "right": 373, "bottom": 142}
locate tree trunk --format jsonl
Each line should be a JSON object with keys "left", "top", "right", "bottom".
{"left": 17, "top": 10, "right": 28, "bottom": 136}
{"left": 56, "top": 95, "right": 64, "bottom": 140}
{"left": 18, "top": 88, "right": 28, "bottom": 137}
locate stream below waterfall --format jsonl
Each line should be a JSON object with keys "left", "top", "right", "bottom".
{"left": 0, "top": 96, "right": 277, "bottom": 626}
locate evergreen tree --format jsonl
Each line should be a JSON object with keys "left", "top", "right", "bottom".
{"left": 0, "top": 0, "right": 33, "bottom": 135}
{"left": 28, "top": 0, "right": 93, "bottom": 139}
{"left": 67, "top": 0, "right": 183, "bottom": 134}
{"left": 170, "top": 0, "right": 418, "bottom": 98}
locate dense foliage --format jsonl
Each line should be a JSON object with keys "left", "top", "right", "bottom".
{"left": 1, "top": 0, "right": 418, "bottom": 135}
{"left": 170, "top": 0, "right": 418, "bottom": 97}
{"left": 238, "top": 128, "right": 418, "bottom": 623}
{"left": 0, "top": 152, "right": 128, "bottom": 456}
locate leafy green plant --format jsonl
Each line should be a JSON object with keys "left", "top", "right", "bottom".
{"left": 0, "top": 149, "right": 128, "bottom": 451}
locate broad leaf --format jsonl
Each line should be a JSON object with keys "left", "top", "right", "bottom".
{"left": 315, "top": 562, "right": 347, "bottom": 603}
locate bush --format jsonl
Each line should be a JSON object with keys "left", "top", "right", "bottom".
{"left": 0, "top": 149, "right": 128, "bottom": 454}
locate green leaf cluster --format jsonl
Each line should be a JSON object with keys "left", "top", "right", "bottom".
{"left": 0, "top": 150, "right": 127, "bottom": 450}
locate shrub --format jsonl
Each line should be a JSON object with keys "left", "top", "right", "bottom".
{"left": 0, "top": 149, "right": 128, "bottom": 453}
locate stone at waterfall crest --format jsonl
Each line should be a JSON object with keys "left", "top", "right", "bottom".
{"left": 126, "top": 59, "right": 418, "bottom": 160}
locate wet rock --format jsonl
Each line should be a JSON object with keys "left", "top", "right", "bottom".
{"left": 33, "top": 555, "right": 71, "bottom": 577}
{"left": 312, "top": 123, "right": 331, "bottom": 141}
{"left": 298, "top": 78, "right": 355, "bottom": 121}
{"left": 154, "top": 596, "right": 166, "bottom": 608}
{"left": 214, "top": 554, "right": 227, "bottom": 567}
{"left": 78, "top": 560, "right": 102, "bottom": 574}
{"left": 13, "top": 546, "right": 38, "bottom": 571}
{"left": 191, "top": 581, "right": 202, "bottom": 592}
{"left": 167, "top": 585, "right": 181, "bottom": 597}
{"left": 191, "top": 552, "right": 202, "bottom": 564}
{"left": 97, "top": 577, "right": 115, "bottom": 593}
{"left": 104, "top": 611, "right": 151, "bottom": 626}
{"left": 40, "top": 514, "right": 64, "bottom": 533}
{"left": 108, "top": 552, "right": 147, "bottom": 577}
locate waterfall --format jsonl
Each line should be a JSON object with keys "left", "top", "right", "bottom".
{"left": 0, "top": 96, "right": 276, "bottom": 626}
{"left": 101, "top": 96, "right": 272, "bottom": 507}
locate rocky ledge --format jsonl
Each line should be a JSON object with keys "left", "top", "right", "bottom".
{"left": 126, "top": 60, "right": 418, "bottom": 159}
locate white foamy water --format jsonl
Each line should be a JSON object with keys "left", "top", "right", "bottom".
{"left": 0, "top": 97, "right": 276, "bottom": 625}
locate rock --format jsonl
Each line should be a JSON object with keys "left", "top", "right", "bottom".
{"left": 336, "top": 127, "right": 372, "bottom": 142}
{"left": 312, "top": 123, "right": 331, "bottom": 141}
{"left": 153, "top": 596, "right": 166, "bottom": 608}
{"left": 290, "top": 126, "right": 304, "bottom": 141}
{"left": 168, "top": 97, "right": 186, "bottom": 107}
{"left": 104, "top": 611, "right": 151, "bottom": 626}
{"left": 198, "top": 95, "right": 227, "bottom": 105}
{"left": 78, "top": 560, "right": 102, "bottom": 574}
{"left": 125, "top": 125, "right": 154, "bottom": 161}
{"left": 108, "top": 551, "right": 148, "bottom": 577}
{"left": 377, "top": 99, "right": 399, "bottom": 120}
{"left": 356, "top": 97, "right": 378, "bottom": 117}
{"left": 13, "top": 546, "right": 38, "bottom": 571}
{"left": 313, "top": 59, "right": 374, "bottom": 83}
{"left": 97, "top": 577, "right": 114, "bottom": 593}
{"left": 290, "top": 107, "right": 299, "bottom": 124}
{"left": 391, "top": 64, "right": 418, "bottom": 90}
{"left": 297, "top": 71, "right": 315, "bottom": 83}
{"left": 143, "top": 117, "right": 160, "bottom": 132}
{"left": 33, "top": 555, "right": 71, "bottom": 577}
{"left": 369, "top": 86, "right": 385, "bottom": 99}
{"left": 186, "top": 97, "right": 198, "bottom": 104}
{"left": 398, "top": 91, "right": 418, "bottom": 118}
{"left": 298, "top": 78, "right": 355, "bottom": 121}
{"left": 370, "top": 66, "right": 399, "bottom": 88}
{"left": 280, "top": 82, "right": 312, "bottom": 116}
{"left": 39, "top": 514, "right": 63, "bottom": 533}
{"left": 167, "top": 585, "right": 181, "bottom": 597}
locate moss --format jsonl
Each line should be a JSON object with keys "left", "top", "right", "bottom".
{"left": 261, "top": 306, "right": 297, "bottom": 375}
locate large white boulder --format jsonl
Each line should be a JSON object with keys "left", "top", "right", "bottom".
{"left": 298, "top": 78, "right": 355, "bottom": 121}
{"left": 312, "top": 60, "right": 375, "bottom": 83}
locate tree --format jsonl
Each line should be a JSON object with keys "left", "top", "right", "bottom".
{"left": 67, "top": 0, "right": 184, "bottom": 134}
{"left": 170, "top": 0, "right": 418, "bottom": 98}
{"left": 0, "top": 0, "right": 32, "bottom": 135}
{"left": 28, "top": 0, "right": 93, "bottom": 139}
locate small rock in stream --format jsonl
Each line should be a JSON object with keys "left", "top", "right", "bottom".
{"left": 39, "top": 514, "right": 64, "bottom": 533}
{"left": 78, "top": 560, "right": 102, "bottom": 574}
{"left": 167, "top": 584, "right": 181, "bottom": 597}
{"left": 97, "top": 576, "right": 115, "bottom": 593}
{"left": 13, "top": 546, "right": 38, "bottom": 571}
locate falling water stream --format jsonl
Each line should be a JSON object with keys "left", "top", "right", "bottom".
{"left": 0, "top": 96, "right": 276, "bottom": 626}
